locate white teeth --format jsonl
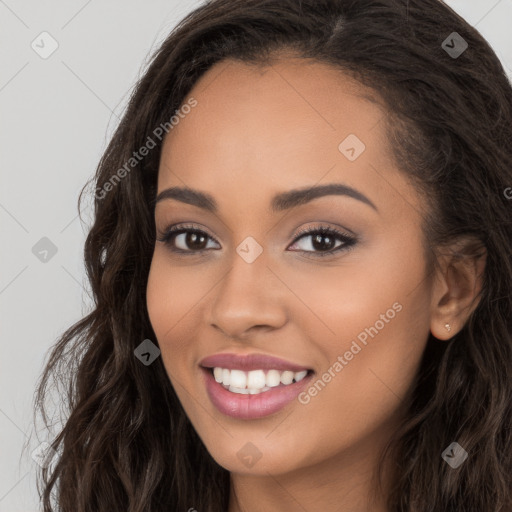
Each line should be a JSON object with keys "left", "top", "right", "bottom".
{"left": 294, "top": 370, "right": 308, "bottom": 382}
{"left": 229, "top": 369, "right": 247, "bottom": 388}
{"left": 280, "top": 370, "right": 294, "bottom": 385}
{"left": 211, "top": 367, "right": 310, "bottom": 394}
{"left": 266, "top": 369, "right": 281, "bottom": 387}
{"left": 249, "top": 387, "right": 267, "bottom": 394}
{"left": 228, "top": 385, "right": 249, "bottom": 394}
{"left": 247, "top": 369, "right": 266, "bottom": 389}
{"left": 229, "top": 385, "right": 271, "bottom": 395}
{"left": 213, "top": 367, "right": 223, "bottom": 383}
{"left": 222, "top": 368, "right": 231, "bottom": 386}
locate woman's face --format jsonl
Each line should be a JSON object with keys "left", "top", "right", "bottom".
{"left": 146, "top": 57, "right": 434, "bottom": 476}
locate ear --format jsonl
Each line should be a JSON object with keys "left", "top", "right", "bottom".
{"left": 430, "top": 237, "right": 487, "bottom": 340}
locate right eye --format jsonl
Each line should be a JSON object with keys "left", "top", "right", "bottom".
{"left": 156, "top": 224, "right": 221, "bottom": 254}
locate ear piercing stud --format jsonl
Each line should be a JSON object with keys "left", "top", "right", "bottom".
{"left": 444, "top": 323, "right": 451, "bottom": 332}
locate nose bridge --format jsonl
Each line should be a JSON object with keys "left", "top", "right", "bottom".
{"left": 208, "top": 242, "right": 287, "bottom": 337}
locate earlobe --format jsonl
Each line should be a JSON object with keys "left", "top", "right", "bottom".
{"left": 429, "top": 239, "right": 487, "bottom": 341}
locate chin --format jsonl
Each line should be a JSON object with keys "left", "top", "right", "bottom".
{"left": 201, "top": 432, "right": 312, "bottom": 476}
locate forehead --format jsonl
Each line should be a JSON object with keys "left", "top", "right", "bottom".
{"left": 157, "top": 57, "right": 413, "bottom": 218}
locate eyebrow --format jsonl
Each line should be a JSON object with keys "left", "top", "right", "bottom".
{"left": 154, "top": 183, "right": 378, "bottom": 213}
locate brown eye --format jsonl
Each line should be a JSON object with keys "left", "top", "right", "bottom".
{"left": 180, "top": 231, "right": 209, "bottom": 251}
{"left": 288, "top": 225, "right": 357, "bottom": 258}
{"left": 310, "top": 233, "right": 338, "bottom": 251}
{"left": 156, "top": 225, "right": 221, "bottom": 253}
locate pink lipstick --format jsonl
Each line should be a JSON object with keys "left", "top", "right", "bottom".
{"left": 200, "top": 353, "right": 314, "bottom": 420}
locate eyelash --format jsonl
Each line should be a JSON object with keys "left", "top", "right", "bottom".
{"left": 156, "top": 223, "right": 358, "bottom": 258}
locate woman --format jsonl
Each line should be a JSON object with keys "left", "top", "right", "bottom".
{"left": 34, "top": 0, "right": 512, "bottom": 510}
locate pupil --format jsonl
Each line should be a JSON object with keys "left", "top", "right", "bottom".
{"left": 187, "top": 232, "right": 207, "bottom": 250}
{"left": 312, "top": 234, "right": 334, "bottom": 251}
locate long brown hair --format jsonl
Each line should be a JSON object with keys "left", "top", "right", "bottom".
{"left": 33, "top": 0, "right": 512, "bottom": 510}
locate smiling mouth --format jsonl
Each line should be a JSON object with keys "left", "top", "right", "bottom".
{"left": 204, "top": 367, "right": 314, "bottom": 395}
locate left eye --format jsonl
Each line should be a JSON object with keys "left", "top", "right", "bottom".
{"left": 287, "top": 227, "right": 357, "bottom": 256}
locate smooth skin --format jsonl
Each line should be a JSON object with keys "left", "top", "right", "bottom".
{"left": 146, "top": 57, "right": 485, "bottom": 512}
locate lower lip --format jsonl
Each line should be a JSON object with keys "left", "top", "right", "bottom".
{"left": 201, "top": 367, "right": 314, "bottom": 420}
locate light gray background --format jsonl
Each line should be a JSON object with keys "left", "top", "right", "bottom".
{"left": 1, "top": 1, "right": 511, "bottom": 510}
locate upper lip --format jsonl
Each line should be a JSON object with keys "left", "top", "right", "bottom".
{"left": 199, "top": 353, "right": 312, "bottom": 372}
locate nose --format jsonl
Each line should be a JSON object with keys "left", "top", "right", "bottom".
{"left": 207, "top": 249, "right": 288, "bottom": 340}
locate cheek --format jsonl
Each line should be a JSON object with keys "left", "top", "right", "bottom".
{"left": 146, "top": 256, "right": 173, "bottom": 341}
{"left": 301, "top": 306, "right": 429, "bottom": 462}
{"left": 146, "top": 250, "right": 206, "bottom": 339}
{"left": 146, "top": 252, "right": 196, "bottom": 367}
{"left": 283, "top": 293, "right": 430, "bottom": 465}
{"left": 146, "top": 255, "right": 200, "bottom": 408}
